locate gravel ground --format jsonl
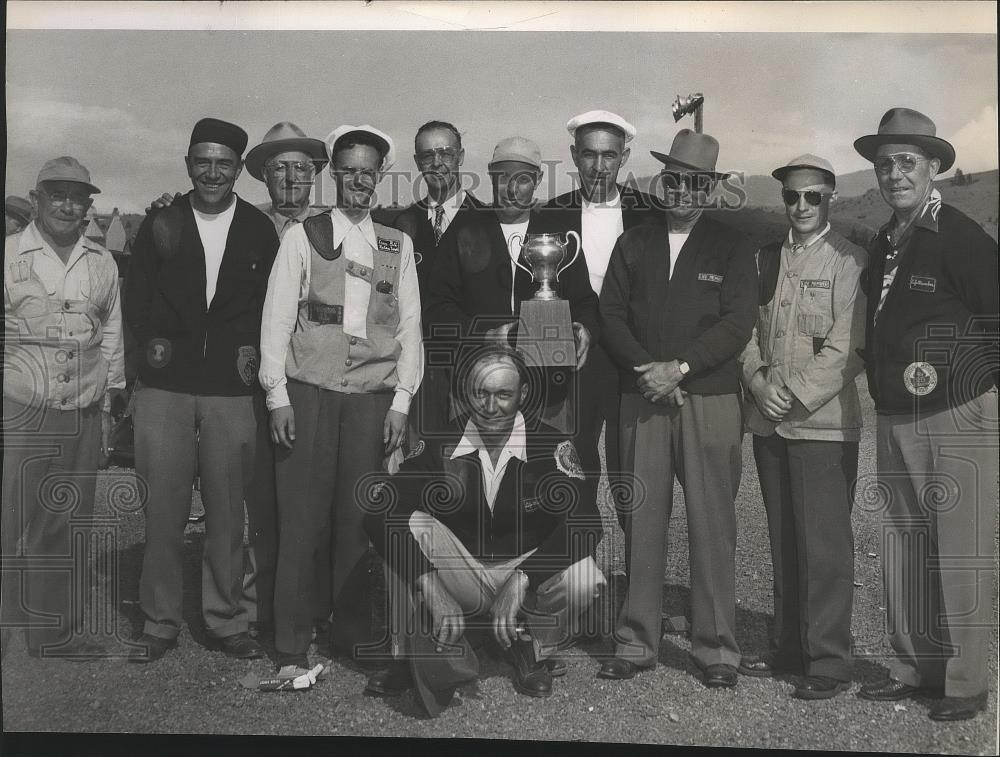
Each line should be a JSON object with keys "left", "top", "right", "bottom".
{"left": 2, "top": 379, "right": 997, "bottom": 753}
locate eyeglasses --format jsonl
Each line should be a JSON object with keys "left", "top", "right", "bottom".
{"left": 782, "top": 189, "right": 833, "bottom": 207}
{"left": 38, "top": 190, "right": 92, "bottom": 209}
{"left": 873, "top": 152, "right": 927, "bottom": 175}
{"left": 660, "top": 172, "right": 715, "bottom": 193}
{"left": 264, "top": 160, "right": 316, "bottom": 177}
{"left": 415, "top": 147, "right": 459, "bottom": 165}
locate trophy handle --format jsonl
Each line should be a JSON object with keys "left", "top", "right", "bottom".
{"left": 510, "top": 233, "right": 533, "bottom": 278}
{"left": 557, "top": 230, "right": 581, "bottom": 278}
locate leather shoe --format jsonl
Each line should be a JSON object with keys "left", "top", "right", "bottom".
{"left": 738, "top": 654, "right": 776, "bottom": 678}
{"left": 596, "top": 657, "right": 651, "bottom": 680}
{"left": 509, "top": 639, "right": 552, "bottom": 698}
{"left": 215, "top": 632, "right": 265, "bottom": 659}
{"left": 793, "top": 675, "right": 850, "bottom": 700}
{"left": 858, "top": 677, "right": 926, "bottom": 701}
{"left": 546, "top": 656, "right": 567, "bottom": 678}
{"left": 365, "top": 661, "right": 413, "bottom": 697}
{"left": 127, "top": 634, "right": 177, "bottom": 663}
{"left": 702, "top": 664, "right": 738, "bottom": 689}
{"left": 929, "top": 692, "right": 988, "bottom": 721}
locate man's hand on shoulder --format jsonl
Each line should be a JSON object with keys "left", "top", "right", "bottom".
{"left": 144, "top": 192, "right": 182, "bottom": 214}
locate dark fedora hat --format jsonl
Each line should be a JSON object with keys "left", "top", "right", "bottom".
{"left": 854, "top": 107, "right": 955, "bottom": 172}
{"left": 651, "top": 129, "right": 731, "bottom": 179}
{"left": 245, "top": 122, "right": 329, "bottom": 181}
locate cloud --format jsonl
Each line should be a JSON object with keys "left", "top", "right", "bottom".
{"left": 948, "top": 105, "right": 999, "bottom": 176}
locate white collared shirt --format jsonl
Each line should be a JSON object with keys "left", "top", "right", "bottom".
{"left": 258, "top": 207, "right": 423, "bottom": 413}
{"left": 580, "top": 190, "right": 623, "bottom": 294}
{"left": 787, "top": 222, "right": 832, "bottom": 254}
{"left": 425, "top": 189, "right": 467, "bottom": 237}
{"left": 450, "top": 412, "right": 528, "bottom": 511}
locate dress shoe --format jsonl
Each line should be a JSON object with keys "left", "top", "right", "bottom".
{"left": 596, "top": 657, "right": 652, "bottom": 680}
{"left": 365, "top": 661, "right": 413, "bottom": 697}
{"left": 215, "top": 631, "right": 265, "bottom": 659}
{"left": 929, "top": 692, "right": 988, "bottom": 721}
{"left": 793, "top": 675, "right": 851, "bottom": 700}
{"left": 127, "top": 633, "right": 177, "bottom": 663}
{"left": 702, "top": 664, "right": 739, "bottom": 689}
{"left": 738, "top": 654, "right": 776, "bottom": 678}
{"left": 27, "top": 638, "right": 110, "bottom": 662}
{"left": 509, "top": 639, "right": 552, "bottom": 698}
{"left": 858, "top": 677, "right": 926, "bottom": 701}
{"left": 546, "top": 657, "right": 567, "bottom": 678}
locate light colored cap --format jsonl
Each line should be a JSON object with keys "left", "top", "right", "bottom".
{"left": 325, "top": 124, "right": 396, "bottom": 171}
{"left": 35, "top": 156, "right": 101, "bottom": 194}
{"left": 771, "top": 154, "right": 837, "bottom": 185}
{"left": 566, "top": 110, "right": 636, "bottom": 143}
{"left": 5, "top": 196, "right": 33, "bottom": 225}
{"left": 488, "top": 137, "right": 542, "bottom": 170}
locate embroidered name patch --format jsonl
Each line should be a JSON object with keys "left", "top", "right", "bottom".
{"left": 698, "top": 273, "right": 724, "bottom": 284}
{"left": 903, "top": 361, "right": 938, "bottom": 396}
{"left": 377, "top": 238, "right": 400, "bottom": 253}
{"left": 909, "top": 275, "right": 937, "bottom": 293}
{"left": 800, "top": 279, "right": 831, "bottom": 290}
{"left": 523, "top": 497, "right": 542, "bottom": 513}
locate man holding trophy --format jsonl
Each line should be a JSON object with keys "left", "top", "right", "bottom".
{"left": 423, "top": 136, "right": 598, "bottom": 429}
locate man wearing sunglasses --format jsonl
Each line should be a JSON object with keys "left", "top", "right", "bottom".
{"left": 738, "top": 155, "right": 867, "bottom": 699}
{"left": 3, "top": 157, "right": 125, "bottom": 661}
{"left": 853, "top": 108, "right": 998, "bottom": 722}
{"left": 597, "top": 130, "right": 758, "bottom": 687}
{"left": 259, "top": 124, "right": 423, "bottom": 679}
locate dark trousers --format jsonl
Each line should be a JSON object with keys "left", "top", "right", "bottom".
{"left": 2, "top": 399, "right": 100, "bottom": 653}
{"left": 273, "top": 381, "right": 391, "bottom": 662}
{"left": 240, "top": 392, "right": 279, "bottom": 628}
{"left": 614, "top": 392, "right": 742, "bottom": 669}
{"left": 753, "top": 433, "right": 857, "bottom": 680}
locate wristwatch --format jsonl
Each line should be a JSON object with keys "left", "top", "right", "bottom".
{"left": 678, "top": 361, "right": 691, "bottom": 376}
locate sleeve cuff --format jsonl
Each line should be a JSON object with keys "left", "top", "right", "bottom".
{"left": 783, "top": 373, "right": 821, "bottom": 413}
{"left": 391, "top": 390, "right": 412, "bottom": 415}
{"left": 265, "top": 383, "right": 290, "bottom": 411}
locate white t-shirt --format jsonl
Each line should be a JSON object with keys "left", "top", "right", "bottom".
{"left": 667, "top": 231, "right": 690, "bottom": 280}
{"left": 580, "top": 192, "right": 624, "bottom": 295}
{"left": 192, "top": 196, "right": 238, "bottom": 307}
{"left": 501, "top": 220, "right": 531, "bottom": 312}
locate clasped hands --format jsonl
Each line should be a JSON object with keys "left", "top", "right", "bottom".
{"left": 633, "top": 360, "right": 688, "bottom": 407}
{"left": 749, "top": 369, "right": 794, "bottom": 422}
{"left": 416, "top": 569, "right": 529, "bottom": 651}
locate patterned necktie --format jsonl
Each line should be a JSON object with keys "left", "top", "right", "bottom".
{"left": 433, "top": 204, "right": 446, "bottom": 245}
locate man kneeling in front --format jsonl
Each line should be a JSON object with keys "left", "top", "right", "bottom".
{"left": 363, "top": 345, "right": 606, "bottom": 716}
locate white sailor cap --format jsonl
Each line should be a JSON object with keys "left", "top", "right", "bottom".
{"left": 324, "top": 124, "right": 397, "bottom": 171}
{"left": 566, "top": 110, "right": 636, "bottom": 143}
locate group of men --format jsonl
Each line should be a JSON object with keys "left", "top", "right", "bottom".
{"left": 2, "top": 105, "right": 996, "bottom": 723}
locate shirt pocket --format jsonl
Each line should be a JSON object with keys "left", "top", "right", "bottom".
{"left": 796, "top": 282, "right": 833, "bottom": 338}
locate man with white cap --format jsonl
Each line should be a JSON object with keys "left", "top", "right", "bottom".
{"left": 2, "top": 157, "right": 124, "bottom": 660}
{"left": 852, "top": 108, "right": 998, "bottom": 722}
{"left": 598, "top": 129, "right": 757, "bottom": 687}
{"left": 259, "top": 124, "right": 423, "bottom": 676}
{"left": 738, "top": 154, "right": 867, "bottom": 699}
{"left": 125, "top": 117, "right": 278, "bottom": 663}
{"left": 543, "top": 110, "right": 658, "bottom": 562}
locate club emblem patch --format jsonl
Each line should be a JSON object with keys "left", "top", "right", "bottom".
{"left": 800, "top": 279, "right": 831, "bottom": 290}
{"left": 405, "top": 440, "right": 425, "bottom": 460}
{"left": 698, "top": 273, "right": 724, "bottom": 284}
{"left": 909, "top": 275, "right": 936, "bottom": 293}
{"left": 237, "top": 345, "right": 258, "bottom": 386}
{"left": 146, "top": 338, "right": 172, "bottom": 368}
{"left": 377, "top": 237, "right": 400, "bottom": 253}
{"left": 523, "top": 497, "right": 542, "bottom": 513}
{"left": 903, "top": 361, "right": 938, "bottom": 396}
{"left": 554, "top": 440, "right": 585, "bottom": 480}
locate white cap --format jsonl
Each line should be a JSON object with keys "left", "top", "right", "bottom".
{"left": 324, "top": 124, "right": 397, "bottom": 171}
{"left": 566, "top": 110, "right": 636, "bottom": 143}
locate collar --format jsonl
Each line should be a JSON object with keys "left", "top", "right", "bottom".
{"left": 580, "top": 187, "right": 622, "bottom": 211}
{"left": 426, "top": 188, "right": 466, "bottom": 211}
{"left": 330, "top": 206, "right": 378, "bottom": 249}
{"left": 16, "top": 221, "right": 104, "bottom": 258}
{"left": 450, "top": 412, "right": 528, "bottom": 462}
{"left": 878, "top": 187, "right": 942, "bottom": 241}
{"left": 786, "top": 222, "right": 831, "bottom": 252}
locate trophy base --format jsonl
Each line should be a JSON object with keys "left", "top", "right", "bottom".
{"left": 515, "top": 299, "right": 575, "bottom": 367}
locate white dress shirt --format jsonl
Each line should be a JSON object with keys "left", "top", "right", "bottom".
{"left": 258, "top": 207, "right": 423, "bottom": 413}
{"left": 450, "top": 412, "right": 528, "bottom": 511}
{"left": 425, "top": 188, "right": 467, "bottom": 236}
{"left": 191, "top": 195, "right": 237, "bottom": 307}
{"left": 579, "top": 191, "right": 624, "bottom": 295}
{"left": 500, "top": 219, "right": 531, "bottom": 312}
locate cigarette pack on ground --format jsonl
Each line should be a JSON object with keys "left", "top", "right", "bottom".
{"left": 257, "top": 663, "right": 324, "bottom": 692}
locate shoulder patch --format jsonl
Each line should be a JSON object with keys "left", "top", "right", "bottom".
{"left": 554, "top": 440, "right": 585, "bottom": 480}
{"left": 405, "top": 440, "right": 425, "bottom": 460}
{"left": 377, "top": 237, "right": 400, "bottom": 253}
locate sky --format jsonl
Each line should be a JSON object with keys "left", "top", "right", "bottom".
{"left": 5, "top": 10, "right": 998, "bottom": 213}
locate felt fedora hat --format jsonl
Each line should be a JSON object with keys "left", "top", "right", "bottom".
{"left": 651, "top": 129, "right": 731, "bottom": 178}
{"left": 245, "top": 122, "right": 329, "bottom": 181}
{"left": 854, "top": 107, "right": 955, "bottom": 172}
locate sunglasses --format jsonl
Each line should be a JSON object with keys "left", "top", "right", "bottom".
{"left": 781, "top": 189, "right": 833, "bottom": 207}
{"left": 873, "top": 152, "right": 928, "bottom": 175}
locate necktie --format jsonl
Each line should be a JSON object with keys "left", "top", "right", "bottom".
{"left": 433, "top": 205, "right": 446, "bottom": 245}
